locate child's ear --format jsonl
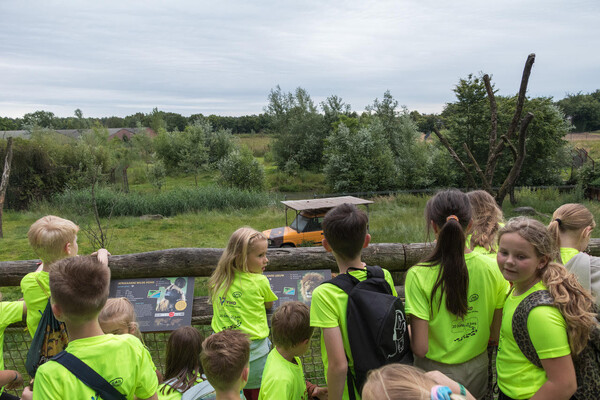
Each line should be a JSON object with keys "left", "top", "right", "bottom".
{"left": 322, "top": 238, "right": 333, "bottom": 253}
{"left": 363, "top": 233, "right": 371, "bottom": 248}
{"left": 241, "top": 365, "right": 249, "bottom": 383}
{"left": 51, "top": 302, "right": 64, "bottom": 321}
{"left": 63, "top": 241, "right": 71, "bottom": 255}
{"left": 538, "top": 255, "right": 551, "bottom": 270}
{"left": 431, "top": 220, "right": 440, "bottom": 235}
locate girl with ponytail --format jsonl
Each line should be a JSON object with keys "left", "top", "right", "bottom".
{"left": 405, "top": 190, "right": 509, "bottom": 399}
{"left": 467, "top": 190, "right": 504, "bottom": 258}
{"left": 496, "top": 217, "right": 596, "bottom": 400}
{"left": 548, "top": 203, "right": 600, "bottom": 305}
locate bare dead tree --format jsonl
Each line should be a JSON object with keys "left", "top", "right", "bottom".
{"left": 0, "top": 137, "right": 14, "bottom": 238}
{"left": 434, "top": 54, "right": 536, "bottom": 206}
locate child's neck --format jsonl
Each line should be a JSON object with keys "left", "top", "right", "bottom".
{"left": 65, "top": 319, "right": 106, "bottom": 341}
{"left": 335, "top": 256, "right": 365, "bottom": 274}
{"left": 513, "top": 277, "right": 541, "bottom": 296}
{"left": 276, "top": 346, "right": 299, "bottom": 364}
{"left": 216, "top": 390, "right": 242, "bottom": 400}
{"left": 560, "top": 232, "right": 584, "bottom": 251}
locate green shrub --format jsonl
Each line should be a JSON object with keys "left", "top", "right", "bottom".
{"left": 218, "top": 147, "right": 265, "bottom": 191}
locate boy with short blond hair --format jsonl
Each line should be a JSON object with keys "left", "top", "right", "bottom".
{"left": 20, "top": 215, "right": 107, "bottom": 337}
{"left": 310, "top": 204, "right": 398, "bottom": 400}
{"left": 200, "top": 330, "right": 250, "bottom": 400}
{"left": 22, "top": 256, "right": 158, "bottom": 400}
{"left": 259, "top": 301, "right": 327, "bottom": 400}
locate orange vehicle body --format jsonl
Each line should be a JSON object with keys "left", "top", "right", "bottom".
{"left": 262, "top": 196, "right": 373, "bottom": 248}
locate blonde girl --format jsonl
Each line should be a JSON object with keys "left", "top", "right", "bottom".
{"left": 98, "top": 297, "right": 142, "bottom": 339}
{"left": 404, "top": 190, "right": 508, "bottom": 399}
{"left": 496, "top": 217, "right": 596, "bottom": 400}
{"left": 548, "top": 203, "right": 600, "bottom": 305}
{"left": 467, "top": 190, "right": 504, "bottom": 258}
{"left": 362, "top": 364, "right": 475, "bottom": 400}
{"left": 98, "top": 297, "right": 163, "bottom": 382}
{"left": 208, "top": 227, "right": 277, "bottom": 400}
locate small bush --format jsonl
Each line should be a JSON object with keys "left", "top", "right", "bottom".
{"left": 218, "top": 147, "right": 265, "bottom": 191}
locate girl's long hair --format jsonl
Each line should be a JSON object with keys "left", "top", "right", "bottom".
{"left": 160, "top": 326, "right": 204, "bottom": 395}
{"left": 362, "top": 364, "right": 436, "bottom": 400}
{"left": 421, "top": 189, "right": 472, "bottom": 318}
{"left": 499, "top": 217, "right": 597, "bottom": 356}
{"left": 207, "top": 227, "right": 267, "bottom": 302}
{"left": 467, "top": 190, "right": 503, "bottom": 253}
{"left": 548, "top": 203, "right": 596, "bottom": 263}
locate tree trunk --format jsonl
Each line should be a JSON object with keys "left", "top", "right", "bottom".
{"left": 122, "top": 166, "right": 129, "bottom": 193}
{"left": 0, "top": 137, "right": 14, "bottom": 238}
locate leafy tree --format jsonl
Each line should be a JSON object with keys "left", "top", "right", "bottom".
{"left": 557, "top": 91, "right": 600, "bottom": 132}
{"left": 23, "top": 110, "right": 56, "bottom": 129}
{"left": 324, "top": 121, "right": 397, "bottom": 192}
{"left": 0, "top": 117, "right": 19, "bottom": 131}
{"left": 179, "top": 121, "right": 208, "bottom": 186}
{"left": 266, "top": 86, "right": 328, "bottom": 171}
{"left": 218, "top": 146, "right": 265, "bottom": 191}
{"left": 205, "top": 128, "right": 235, "bottom": 166}
{"left": 146, "top": 160, "right": 166, "bottom": 191}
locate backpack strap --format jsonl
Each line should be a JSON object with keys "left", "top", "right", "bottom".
{"left": 51, "top": 351, "right": 126, "bottom": 400}
{"left": 511, "top": 290, "right": 554, "bottom": 368}
{"left": 565, "top": 252, "right": 592, "bottom": 292}
{"left": 34, "top": 274, "right": 50, "bottom": 299}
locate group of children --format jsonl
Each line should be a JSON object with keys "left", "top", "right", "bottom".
{"left": 0, "top": 191, "right": 599, "bottom": 400}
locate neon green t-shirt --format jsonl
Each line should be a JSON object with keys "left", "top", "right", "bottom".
{"left": 560, "top": 247, "right": 580, "bottom": 265}
{"left": 0, "top": 301, "right": 24, "bottom": 370}
{"left": 33, "top": 334, "right": 158, "bottom": 400}
{"left": 405, "top": 252, "right": 509, "bottom": 364}
{"left": 211, "top": 271, "right": 278, "bottom": 340}
{"left": 471, "top": 245, "right": 498, "bottom": 262}
{"left": 259, "top": 348, "right": 308, "bottom": 400}
{"left": 20, "top": 270, "right": 50, "bottom": 338}
{"left": 158, "top": 374, "right": 204, "bottom": 400}
{"left": 310, "top": 267, "right": 397, "bottom": 400}
{"left": 497, "top": 281, "right": 571, "bottom": 399}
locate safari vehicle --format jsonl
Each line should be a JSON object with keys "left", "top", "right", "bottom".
{"left": 263, "top": 196, "right": 373, "bottom": 248}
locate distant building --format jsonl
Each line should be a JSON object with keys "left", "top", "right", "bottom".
{"left": 0, "top": 127, "right": 157, "bottom": 140}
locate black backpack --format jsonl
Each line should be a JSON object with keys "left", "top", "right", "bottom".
{"left": 512, "top": 290, "right": 600, "bottom": 400}
{"left": 325, "top": 265, "right": 413, "bottom": 399}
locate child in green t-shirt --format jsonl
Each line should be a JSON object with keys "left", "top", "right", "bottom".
{"left": 207, "top": 227, "right": 278, "bottom": 400}
{"left": 259, "top": 301, "right": 327, "bottom": 400}
{"left": 466, "top": 190, "right": 504, "bottom": 258}
{"left": 200, "top": 330, "right": 249, "bottom": 400}
{"left": 0, "top": 292, "right": 26, "bottom": 400}
{"left": 20, "top": 215, "right": 109, "bottom": 338}
{"left": 309, "top": 203, "right": 397, "bottom": 400}
{"left": 20, "top": 256, "right": 158, "bottom": 400}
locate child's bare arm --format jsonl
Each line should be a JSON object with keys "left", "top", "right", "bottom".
{"left": 91, "top": 248, "right": 111, "bottom": 267}
{"left": 322, "top": 327, "right": 347, "bottom": 400}
{"left": 0, "top": 369, "right": 23, "bottom": 389}
{"left": 409, "top": 316, "right": 429, "bottom": 358}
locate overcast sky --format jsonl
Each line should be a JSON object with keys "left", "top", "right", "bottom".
{"left": 1, "top": 0, "right": 599, "bottom": 119}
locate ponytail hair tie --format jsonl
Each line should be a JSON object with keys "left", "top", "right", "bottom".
{"left": 430, "top": 385, "right": 453, "bottom": 400}
{"left": 555, "top": 218, "right": 562, "bottom": 226}
{"left": 446, "top": 215, "right": 459, "bottom": 222}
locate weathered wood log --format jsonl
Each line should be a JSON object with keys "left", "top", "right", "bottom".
{"left": 3, "top": 239, "right": 600, "bottom": 287}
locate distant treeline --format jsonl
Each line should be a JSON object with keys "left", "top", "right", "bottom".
{"left": 0, "top": 108, "right": 274, "bottom": 134}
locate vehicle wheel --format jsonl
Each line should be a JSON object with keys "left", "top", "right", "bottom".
{"left": 281, "top": 243, "right": 295, "bottom": 248}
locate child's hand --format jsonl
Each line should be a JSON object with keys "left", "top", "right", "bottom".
{"left": 312, "top": 386, "right": 328, "bottom": 400}
{"left": 21, "top": 385, "right": 33, "bottom": 400}
{"left": 92, "top": 248, "right": 111, "bottom": 267}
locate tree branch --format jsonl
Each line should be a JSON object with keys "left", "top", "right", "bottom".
{"left": 485, "top": 54, "right": 535, "bottom": 187}
{"left": 432, "top": 127, "right": 477, "bottom": 188}
{"left": 0, "top": 137, "right": 13, "bottom": 238}
{"left": 463, "top": 143, "right": 491, "bottom": 191}
{"left": 496, "top": 112, "right": 534, "bottom": 205}
{"left": 484, "top": 74, "right": 498, "bottom": 184}
{"left": 501, "top": 135, "right": 518, "bottom": 159}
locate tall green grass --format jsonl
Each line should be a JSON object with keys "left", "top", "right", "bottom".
{"left": 48, "top": 186, "right": 276, "bottom": 217}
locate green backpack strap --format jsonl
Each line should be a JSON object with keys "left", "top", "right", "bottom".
{"left": 511, "top": 290, "right": 554, "bottom": 368}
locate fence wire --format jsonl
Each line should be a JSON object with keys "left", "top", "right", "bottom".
{"left": 3, "top": 325, "right": 326, "bottom": 397}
